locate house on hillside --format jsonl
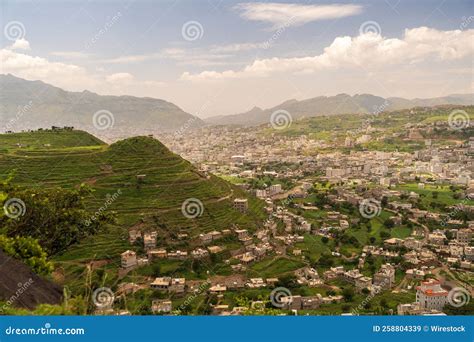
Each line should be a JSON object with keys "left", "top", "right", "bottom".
{"left": 121, "top": 250, "right": 137, "bottom": 268}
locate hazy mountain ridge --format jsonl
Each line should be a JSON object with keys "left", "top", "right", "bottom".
{"left": 205, "top": 93, "right": 474, "bottom": 126}
{"left": 0, "top": 74, "right": 204, "bottom": 132}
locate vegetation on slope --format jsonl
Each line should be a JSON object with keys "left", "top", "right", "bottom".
{"left": 0, "top": 130, "right": 265, "bottom": 301}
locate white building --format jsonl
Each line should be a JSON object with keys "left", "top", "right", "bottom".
{"left": 121, "top": 250, "right": 137, "bottom": 268}
{"left": 233, "top": 198, "right": 248, "bottom": 213}
{"left": 269, "top": 184, "right": 282, "bottom": 195}
{"left": 416, "top": 279, "right": 448, "bottom": 311}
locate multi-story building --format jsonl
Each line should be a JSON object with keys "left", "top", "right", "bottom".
{"left": 268, "top": 184, "right": 282, "bottom": 195}
{"left": 457, "top": 228, "right": 472, "bottom": 245}
{"left": 233, "top": 198, "right": 248, "bottom": 213}
{"left": 416, "top": 279, "right": 448, "bottom": 311}
{"left": 121, "top": 250, "right": 137, "bottom": 268}
{"left": 373, "top": 264, "right": 396, "bottom": 288}
{"left": 143, "top": 233, "right": 157, "bottom": 250}
{"left": 465, "top": 246, "right": 474, "bottom": 261}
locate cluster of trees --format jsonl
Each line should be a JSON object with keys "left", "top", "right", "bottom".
{"left": 1, "top": 176, "right": 113, "bottom": 283}
{"left": 0, "top": 235, "right": 53, "bottom": 275}
{"left": 1, "top": 183, "right": 113, "bottom": 255}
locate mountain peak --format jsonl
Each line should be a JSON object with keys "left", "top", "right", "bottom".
{"left": 109, "top": 136, "right": 173, "bottom": 156}
{"left": 207, "top": 92, "right": 474, "bottom": 127}
{"left": 1, "top": 74, "right": 204, "bottom": 132}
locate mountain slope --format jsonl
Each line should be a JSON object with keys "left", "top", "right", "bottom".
{"left": 0, "top": 74, "right": 204, "bottom": 132}
{"left": 205, "top": 93, "right": 474, "bottom": 126}
{"left": 0, "top": 130, "right": 265, "bottom": 292}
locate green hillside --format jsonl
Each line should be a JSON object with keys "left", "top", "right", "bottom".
{"left": 267, "top": 105, "right": 473, "bottom": 152}
{"left": 0, "top": 130, "right": 265, "bottom": 294}
{"left": 0, "top": 129, "right": 105, "bottom": 151}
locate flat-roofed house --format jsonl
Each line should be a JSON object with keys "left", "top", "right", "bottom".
{"left": 150, "top": 277, "right": 171, "bottom": 291}
{"left": 416, "top": 279, "right": 448, "bottom": 311}
{"left": 151, "top": 300, "right": 172, "bottom": 314}
{"left": 121, "top": 250, "right": 137, "bottom": 269}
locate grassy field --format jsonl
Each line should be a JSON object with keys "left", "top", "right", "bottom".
{"left": 294, "top": 234, "right": 332, "bottom": 263}
{"left": 248, "top": 256, "right": 306, "bottom": 278}
{"left": 395, "top": 183, "right": 474, "bottom": 209}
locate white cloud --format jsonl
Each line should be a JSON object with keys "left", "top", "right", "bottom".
{"left": 106, "top": 72, "right": 134, "bottom": 83}
{"left": 102, "top": 53, "right": 162, "bottom": 64}
{"left": 209, "top": 42, "right": 266, "bottom": 53}
{"left": 50, "top": 51, "right": 91, "bottom": 59}
{"left": 0, "top": 48, "right": 96, "bottom": 89}
{"left": 101, "top": 48, "right": 235, "bottom": 67}
{"left": 180, "top": 27, "right": 474, "bottom": 81}
{"left": 97, "top": 43, "right": 260, "bottom": 68}
{"left": 8, "top": 38, "right": 30, "bottom": 51}
{"left": 0, "top": 48, "right": 163, "bottom": 94}
{"left": 235, "top": 2, "right": 363, "bottom": 30}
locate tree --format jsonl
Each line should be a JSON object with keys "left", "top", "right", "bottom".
{"left": 152, "top": 263, "right": 161, "bottom": 277}
{"left": 235, "top": 296, "right": 280, "bottom": 315}
{"left": 276, "top": 274, "right": 297, "bottom": 289}
{"left": 317, "top": 253, "right": 334, "bottom": 267}
{"left": 383, "top": 219, "right": 395, "bottom": 229}
{"left": 342, "top": 288, "right": 354, "bottom": 302}
{"left": 1, "top": 184, "right": 114, "bottom": 254}
{"left": 0, "top": 235, "right": 53, "bottom": 275}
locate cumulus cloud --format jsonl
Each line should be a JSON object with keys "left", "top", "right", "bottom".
{"left": 0, "top": 48, "right": 96, "bottom": 89}
{"left": 0, "top": 48, "right": 162, "bottom": 93}
{"left": 235, "top": 2, "right": 363, "bottom": 30}
{"left": 180, "top": 27, "right": 474, "bottom": 81}
{"left": 8, "top": 38, "right": 30, "bottom": 50}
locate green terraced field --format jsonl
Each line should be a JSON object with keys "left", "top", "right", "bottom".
{"left": 0, "top": 130, "right": 266, "bottom": 294}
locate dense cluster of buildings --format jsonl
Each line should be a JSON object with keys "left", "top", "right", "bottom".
{"left": 109, "top": 116, "right": 473, "bottom": 315}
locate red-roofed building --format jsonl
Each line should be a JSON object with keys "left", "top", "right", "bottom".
{"left": 416, "top": 279, "right": 448, "bottom": 311}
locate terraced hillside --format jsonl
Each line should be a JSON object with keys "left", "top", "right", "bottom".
{"left": 0, "top": 130, "right": 265, "bottom": 293}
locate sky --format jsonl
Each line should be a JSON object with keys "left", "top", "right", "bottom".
{"left": 1, "top": 0, "right": 473, "bottom": 117}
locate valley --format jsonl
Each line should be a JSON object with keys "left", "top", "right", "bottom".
{"left": 0, "top": 103, "right": 473, "bottom": 316}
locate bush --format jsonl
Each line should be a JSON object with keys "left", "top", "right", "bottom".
{"left": 1, "top": 185, "right": 114, "bottom": 254}
{"left": 0, "top": 235, "right": 53, "bottom": 275}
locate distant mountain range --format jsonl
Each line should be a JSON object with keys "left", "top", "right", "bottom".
{"left": 2, "top": 74, "right": 473, "bottom": 131}
{"left": 0, "top": 74, "right": 204, "bottom": 132}
{"left": 205, "top": 93, "right": 474, "bottom": 126}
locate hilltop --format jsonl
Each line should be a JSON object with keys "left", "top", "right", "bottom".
{"left": 0, "top": 130, "right": 265, "bottom": 293}
{"left": 0, "top": 128, "right": 105, "bottom": 151}
{"left": 0, "top": 74, "right": 204, "bottom": 133}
